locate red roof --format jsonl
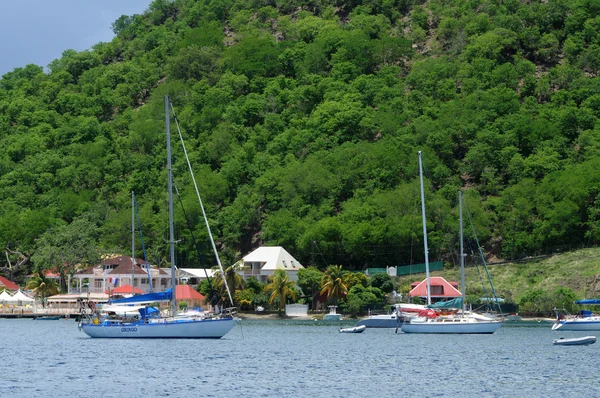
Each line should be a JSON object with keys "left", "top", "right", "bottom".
{"left": 0, "top": 275, "right": 19, "bottom": 290}
{"left": 28, "top": 270, "right": 60, "bottom": 278}
{"left": 176, "top": 285, "right": 206, "bottom": 301}
{"left": 106, "top": 284, "right": 145, "bottom": 295}
{"left": 409, "top": 277, "right": 462, "bottom": 298}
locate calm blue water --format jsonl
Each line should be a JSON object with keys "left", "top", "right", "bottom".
{"left": 1, "top": 318, "right": 599, "bottom": 397}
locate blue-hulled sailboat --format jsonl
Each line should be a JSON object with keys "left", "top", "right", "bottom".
{"left": 79, "top": 96, "right": 237, "bottom": 339}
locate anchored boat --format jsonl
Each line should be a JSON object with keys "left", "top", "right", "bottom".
{"left": 553, "top": 336, "right": 596, "bottom": 346}
{"left": 79, "top": 96, "right": 237, "bottom": 339}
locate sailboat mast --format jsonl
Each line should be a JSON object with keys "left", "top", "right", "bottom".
{"left": 418, "top": 151, "right": 431, "bottom": 306}
{"left": 166, "top": 96, "right": 177, "bottom": 316}
{"left": 132, "top": 191, "right": 135, "bottom": 296}
{"left": 459, "top": 190, "right": 465, "bottom": 314}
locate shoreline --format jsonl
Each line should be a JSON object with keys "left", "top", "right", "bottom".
{"left": 236, "top": 312, "right": 555, "bottom": 322}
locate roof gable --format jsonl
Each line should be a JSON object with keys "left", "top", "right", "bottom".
{"left": 109, "top": 263, "right": 151, "bottom": 275}
{"left": 242, "top": 246, "right": 304, "bottom": 271}
{"left": 409, "top": 277, "right": 462, "bottom": 298}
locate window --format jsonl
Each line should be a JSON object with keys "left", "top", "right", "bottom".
{"left": 282, "top": 260, "right": 287, "bottom": 268}
{"left": 95, "top": 280, "right": 102, "bottom": 288}
{"left": 290, "top": 261, "right": 295, "bottom": 268}
{"left": 430, "top": 286, "right": 443, "bottom": 295}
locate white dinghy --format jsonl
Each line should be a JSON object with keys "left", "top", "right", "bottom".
{"left": 553, "top": 336, "right": 596, "bottom": 346}
{"left": 339, "top": 325, "right": 366, "bottom": 334}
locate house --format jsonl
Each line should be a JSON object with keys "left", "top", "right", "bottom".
{"left": 178, "top": 268, "right": 219, "bottom": 287}
{"left": 238, "top": 246, "right": 304, "bottom": 283}
{"left": 409, "top": 277, "right": 462, "bottom": 302}
{"left": 175, "top": 285, "right": 207, "bottom": 311}
{"left": 73, "top": 256, "right": 172, "bottom": 294}
{"left": 0, "top": 275, "right": 19, "bottom": 291}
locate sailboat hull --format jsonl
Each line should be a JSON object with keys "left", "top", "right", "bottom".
{"left": 81, "top": 318, "right": 237, "bottom": 339}
{"left": 552, "top": 318, "right": 600, "bottom": 331}
{"left": 401, "top": 318, "right": 503, "bottom": 334}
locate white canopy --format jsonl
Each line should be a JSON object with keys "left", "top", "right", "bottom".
{"left": 11, "top": 290, "right": 35, "bottom": 304}
{"left": 0, "top": 289, "right": 13, "bottom": 303}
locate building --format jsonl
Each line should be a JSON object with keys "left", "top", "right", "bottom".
{"left": 73, "top": 256, "right": 172, "bottom": 294}
{"left": 238, "top": 246, "right": 304, "bottom": 283}
{"left": 177, "top": 268, "right": 219, "bottom": 287}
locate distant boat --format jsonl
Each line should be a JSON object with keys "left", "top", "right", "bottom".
{"left": 356, "top": 304, "right": 424, "bottom": 328}
{"left": 339, "top": 325, "right": 366, "bottom": 333}
{"left": 553, "top": 336, "right": 596, "bottom": 346}
{"left": 552, "top": 300, "right": 600, "bottom": 331}
{"left": 323, "top": 306, "right": 342, "bottom": 321}
{"left": 34, "top": 316, "right": 62, "bottom": 320}
{"left": 506, "top": 314, "right": 522, "bottom": 322}
{"left": 400, "top": 153, "right": 503, "bottom": 334}
{"left": 79, "top": 96, "right": 237, "bottom": 339}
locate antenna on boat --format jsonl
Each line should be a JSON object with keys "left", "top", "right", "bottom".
{"left": 459, "top": 190, "right": 465, "bottom": 315}
{"left": 169, "top": 101, "right": 235, "bottom": 308}
{"left": 135, "top": 197, "right": 153, "bottom": 292}
{"left": 418, "top": 151, "right": 431, "bottom": 306}
{"left": 132, "top": 191, "right": 135, "bottom": 296}
{"left": 166, "top": 96, "right": 177, "bottom": 317}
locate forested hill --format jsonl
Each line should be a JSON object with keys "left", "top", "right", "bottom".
{"left": 2, "top": 0, "right": 600, "bottom": 281}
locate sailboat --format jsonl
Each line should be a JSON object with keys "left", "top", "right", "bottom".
{"left": 400, "top": 152, "right": 503, "bottom": 334}
{"left": 79, "top": 96, "right": 238, "bottom": 338}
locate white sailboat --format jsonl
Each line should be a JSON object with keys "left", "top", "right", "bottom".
{"left": 79, "top": 96, "right": 238, "bottom": 338}
{"left": 400, "top": 152, "right": 503, "bottom": 334}
{"left": 552, "top": 300, "right": 600, "bottom": 331}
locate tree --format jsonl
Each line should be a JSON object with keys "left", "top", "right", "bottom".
{"left": 297, "top": 266, "right": 323, "bottom": 310}
{"left": 552, "top": 287, "right": 578, "bottom": 314}
{"left": 264, "top": 269, "right": 297, "bottom": 316}
{"left": 212, "top": 263, "right": 246, "bottom": 306}
{"left": 111, "top": 15, "right": 135, "bottom": 36}
{"left": 369, "top": 273, "right": 395, "bottom": 293}
{"left": 320, "top": 265, "right": 348, "bottom": 305}
{"left": 343, "top": 285, "right": 385, "bottom": 316}
{"left": 519, "top": 289, "right": 552, "bottom": 315}
{"left": 26, "top": 272, "right": 59, "bottom": 307}
{"left": 31, "top": 216, "right": 100, "bottom": 292}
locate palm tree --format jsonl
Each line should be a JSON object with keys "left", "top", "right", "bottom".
{"left": 26, "top": 272, "right": 60, "bottom": 307}
{"left": 320, "top": 265, "right": 348, "bottom": 305}
{"left": 212, "top": 263, "right": 246, "bottom": 306}
{"left": 265, "top": 269, "right": 297, "bottom": 316}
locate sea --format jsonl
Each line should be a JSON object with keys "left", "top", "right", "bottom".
{"left": 1, "top": 318, "right": 598, "bottom": 398}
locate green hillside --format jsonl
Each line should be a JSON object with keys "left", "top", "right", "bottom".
{"left": 2, "top": 0, "right": 600, "bottom": 288}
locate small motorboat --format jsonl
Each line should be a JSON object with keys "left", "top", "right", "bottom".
{"left": 34, "top": 316, "right": 62, "bottom": 320}
{"left": 553, "top": 336, "right": 596, "bottom": 346}
{"left": 339, "top": 325, "right": 366, "bottom": 334}
{"left": 324, "top": 306, "right": 342, "bottom": 321}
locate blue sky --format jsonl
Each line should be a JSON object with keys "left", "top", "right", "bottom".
{"left": 0, "top": 0, "right": 152, "bottom": 76}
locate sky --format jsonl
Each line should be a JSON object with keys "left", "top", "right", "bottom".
{"left": 0, "top": 0, "right": 153, "bottom": 76}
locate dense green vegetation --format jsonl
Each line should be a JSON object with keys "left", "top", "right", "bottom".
{"left": 2, "top": 0, "right": 600, "bottom": 292}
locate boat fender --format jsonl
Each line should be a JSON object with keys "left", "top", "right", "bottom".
{"left": 93, "top": 318, "right": 99, "bottom": 325}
